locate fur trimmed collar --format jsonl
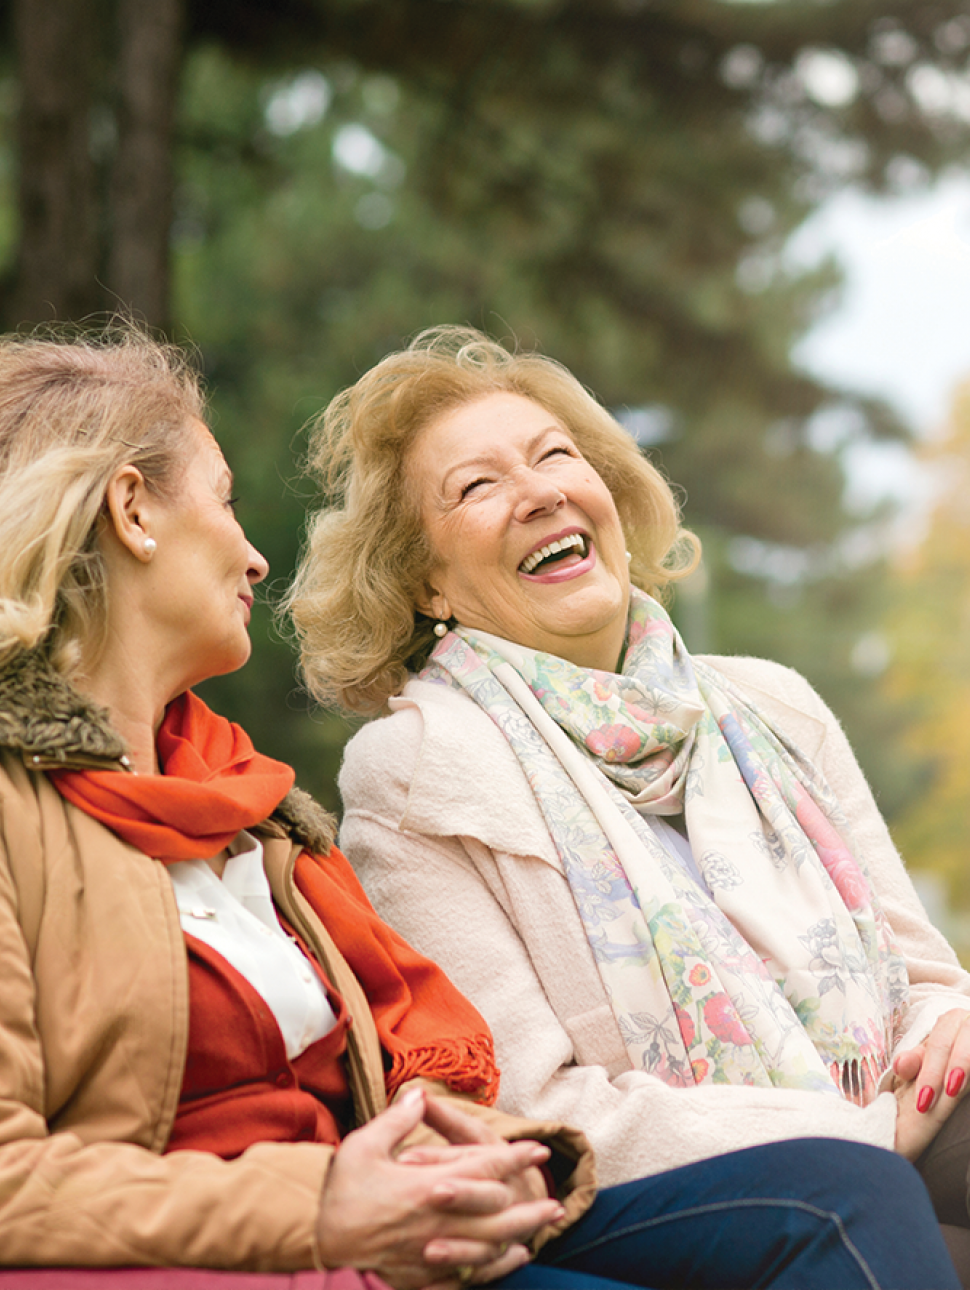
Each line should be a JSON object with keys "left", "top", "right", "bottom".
{"left": 0, "top": 649, "right": 125, "bottom": 762}
{"left": 0, "top": 650, "right": 336, "bottom": 855}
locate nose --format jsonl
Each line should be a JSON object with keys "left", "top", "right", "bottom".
{"left": 511, "top": 467, "right": 565, "bottom": 523}
{"left": 246, "top": 541, "right": 270, "bottom": 586}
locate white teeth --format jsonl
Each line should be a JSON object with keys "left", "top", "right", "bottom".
{"left": 520, "top": 532, "right": 586, "bottom": 574}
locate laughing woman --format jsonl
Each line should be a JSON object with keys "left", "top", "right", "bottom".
{"left": 286, "top": 325, "right": 970, "bottom": 1281}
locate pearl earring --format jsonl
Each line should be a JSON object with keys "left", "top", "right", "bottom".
{"left": 625, "top": 550, "right": 632, "bottom": 563}
{"left": 143, "top": 538, "right": 157, "bottom": 557}
{"left": 433, "top": 621, "right": 449, "bottom": 638}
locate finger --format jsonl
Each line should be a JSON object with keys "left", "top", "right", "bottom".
{"left": 424, "top": 1237, "right": 511, "bottom": 1266}
{"left": 941, "top": 1011, "right": 970, "bottom": 1101}
{"left": 422, "top": 1096, "right": 501, "bottom": 1146}
{"left": 468, "top": 1242, "right": 532, "bottom": 1284}
{"left": 423, "top": 1242, "right": 532, "bottom": 1288}
{"left": 396, "top": 1145, "right": 461, "bottom": 1166}
{"left": 911, "top": 1011, "right": 970, "bottom": 1114}
{"left": 430, "top": 1177, "right": 514, "bottom": 1215}
{"left": 411, "top": 1139, "right": 551, "bottom": 1187}
{"left": 421, "top": 1100, "right": 552, "bottom": 1177}
{"left": 893, "top": 1047, "right": 924, "bottom": 1084}
{"left": 351, "top": 1085, "right": 427, "bottom": 1153}
{"left": 422, "top": 1197, "right": 566, "bottom": 1261}
{"left": 896, "top": 1076, "right": 963, "bottom": 1160}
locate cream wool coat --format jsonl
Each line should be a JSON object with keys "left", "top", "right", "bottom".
{"left": 340, "top": 654, "right": 970, "bottom": 1189}
{"left": 0, "top": 652, "right": 593, "bottom": 1269}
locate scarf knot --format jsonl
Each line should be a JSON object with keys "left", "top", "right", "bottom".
{"left": 48, "top": 690, "right": 500, "bottom": 1107}
{"left": 51, "top": 690, "right": 295, "bottom": 862}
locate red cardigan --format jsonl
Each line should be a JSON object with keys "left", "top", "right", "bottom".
{"left": 167, "top": 933, "right": 353, "bottom": 1159}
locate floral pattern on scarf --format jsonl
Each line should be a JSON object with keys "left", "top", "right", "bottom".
{"left": 421, "top": 591, "right": 908, "bottom": 1104}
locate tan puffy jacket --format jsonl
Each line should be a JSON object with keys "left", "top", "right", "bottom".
{"left": 0, "top": 651, "right": 594, "bottom": 1270}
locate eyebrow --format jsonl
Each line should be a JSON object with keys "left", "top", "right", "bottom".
{"left": 439, "top": 423, "right": 567, "bottom": 492}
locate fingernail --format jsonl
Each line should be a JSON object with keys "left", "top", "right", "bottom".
{"left": 948, "top": 1069, "right": 966, "bottom": 1098}
{"left": 918, "top": 1085, "right": 935, "bottom": 1113}
{"left": 398, "top": 1087, "right": 423, "bottom": 1107}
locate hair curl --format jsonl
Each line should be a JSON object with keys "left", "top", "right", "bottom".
{"left": 286, "top": 325, "right": 699, "bottom": 713}
{"left": 0, "top": 324, "right": 204, "bottom": 673}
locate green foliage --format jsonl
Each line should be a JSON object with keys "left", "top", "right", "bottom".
{"left": 165, "top": 4, "right": 970, "bottom": 818}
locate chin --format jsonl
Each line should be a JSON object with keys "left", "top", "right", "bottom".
{"left": 199, "top": 641, "right": 254, "bottom": 685}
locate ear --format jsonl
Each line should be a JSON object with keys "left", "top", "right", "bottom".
{"left": 416, "top": 581, "right": 451, "bottom": 622}
{"left": 101, "top": 464, "right": 157, "bottom": 562}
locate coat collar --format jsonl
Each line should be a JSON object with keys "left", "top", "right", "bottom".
{"left": 0, "top": 648, "right": 128, "bottom": 766}
{"left": 0, "top": 648, "right": 336, "bottom": 855}
{"left": 390, "top": 679, "right": 561, "bottom": 868}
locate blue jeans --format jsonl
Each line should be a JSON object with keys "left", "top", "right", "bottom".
{"left": 498, "top": 1139, "right": 959, "bottom": 1289}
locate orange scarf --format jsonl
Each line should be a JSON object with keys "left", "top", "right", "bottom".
{"left": 52, "top": 691, "right": 499, "bottom": 1103}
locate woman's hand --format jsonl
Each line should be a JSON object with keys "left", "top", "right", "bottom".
{"left": 893, "top": 1007, "right": 970, "bottom": 1160}
{"left": 396, "top": 1094, "right": 553, "bottom": 1286}
{"left": 316, "top": 1087, "right": 564, "bottom": 1289}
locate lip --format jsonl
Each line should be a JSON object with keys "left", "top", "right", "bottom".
{"left": 519, "top": 526, "right": 596, "bottom": 584}
{"left": 239, "top": 593, "right": 254, "bottom": 622}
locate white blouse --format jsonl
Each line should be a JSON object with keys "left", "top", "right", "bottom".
{"left": 167, "top": 831, "right": 338, "bottom": 1059}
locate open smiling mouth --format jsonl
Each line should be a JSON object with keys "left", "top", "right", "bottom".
{"left": 519, "top": 532, "right": 589, "bottom": 575}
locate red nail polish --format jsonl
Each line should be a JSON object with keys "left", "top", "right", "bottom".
{"left": 917, "top": 1085, "right": 935, "bottom": 1113}
{"left": 948, "top": 1069, "right": 966, "bottom": 1098}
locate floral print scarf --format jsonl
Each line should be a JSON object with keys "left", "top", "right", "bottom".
{"left": 422, "top": 591, "right": 908, "bottom": 1104}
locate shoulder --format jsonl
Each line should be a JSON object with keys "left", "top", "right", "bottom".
{"left": 697, "top": 654, "right": 836, "bottom": 758}
{"left": 340, "top": 679, "right": 505, "bottom": 792}
{"left": 339, "top": 678, "right": 552, "bottom": 855}
{"left": 700, "top": 653, "right": 827, "bottom": 704}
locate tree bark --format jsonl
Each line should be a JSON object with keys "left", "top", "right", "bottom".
{"left": 10, "top": 0, "right": 100, "bottom": 325}
{"left": 108, "top": 0, "right": 185, "bottom": 329}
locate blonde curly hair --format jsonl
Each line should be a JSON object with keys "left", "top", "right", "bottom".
{"left": 287, "top": 325, "right": 699, "bottom": 713}
{"left": 0, "top": 325, "right": 204, "bottom": 674}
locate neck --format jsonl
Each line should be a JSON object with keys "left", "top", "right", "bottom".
{"left": 560, "top": 620, "right": 629, "bottom": 673}
{"left": 74, "top": 641, "right": 174, "bottom": 776}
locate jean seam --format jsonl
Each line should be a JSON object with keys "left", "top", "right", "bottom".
{"left": 545, "top": 1197, "right": 880, "bottom": 1290}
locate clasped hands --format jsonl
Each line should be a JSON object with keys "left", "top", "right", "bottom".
{"left": 894, "top": 1006, "right": 970, "bottom": 1160}
{"left": 316, "top": 1086, "right": 565, "bottom": 1290}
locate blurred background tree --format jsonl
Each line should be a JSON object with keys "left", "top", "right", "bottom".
{"left": 0, "top": 0, "right": 969, "bottom": 833}
{"left": 881, "top": 381, "right": 970, "bottom": 954}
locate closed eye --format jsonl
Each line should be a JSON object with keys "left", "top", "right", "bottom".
{"left": 459, "top": 477, "right": 491, "bottom": 499}
{"left": 540, "top": 443, "right": 577, "bottom": 463}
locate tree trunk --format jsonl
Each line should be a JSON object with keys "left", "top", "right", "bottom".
{"left": 8, "top": 0, "right": 185, "bottom": 331}
{"left": 10, "top": 0, "right": 100, "bottom": 325}
{"left": 108, "top": 0, "right": 185, "bottom": 330}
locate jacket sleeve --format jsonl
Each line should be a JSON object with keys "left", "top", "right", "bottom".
{"left": 0, "top": 767, "right": 333, "bottom": 1270}
{"left": 339, "top": 714, "right": 902, "bottom": 1191}
{"left": 0, "top": 1133, "right": 331, "bottom": 1270}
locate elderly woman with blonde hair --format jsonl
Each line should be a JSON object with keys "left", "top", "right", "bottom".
{"left": 0, "top": 325, "right": 599, "bottom": 1290}
{"left": 287, "top": 324, "right": 970, "bottom": 1282}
